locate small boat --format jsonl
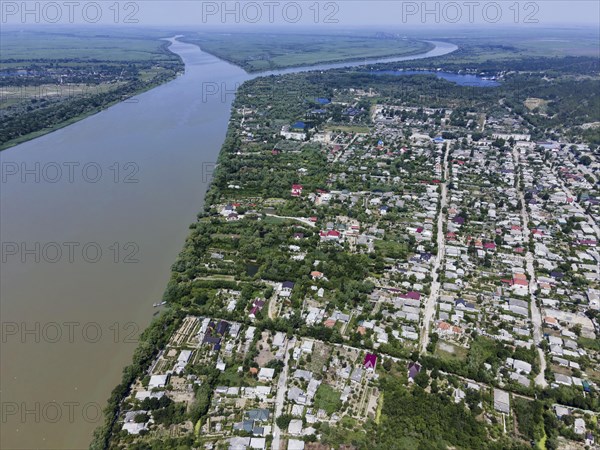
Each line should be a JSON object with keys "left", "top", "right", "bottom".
{"left": 153, "top": 301, "right": 167, "bottom": 308}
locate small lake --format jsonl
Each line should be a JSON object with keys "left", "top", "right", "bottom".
{"left": 371, "top": 69, "right": 500, "bottom": 87}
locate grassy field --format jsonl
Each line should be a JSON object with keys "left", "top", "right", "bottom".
{"left": 0, "top": 29, "right": 174, "bottom": 63}
{"left": 406, "top": 26, "right": 599, "bottom": 58}
{"left": 373, "top": 239, "right": 409, "bottom": 260}
{"left": 325, "top": 125, "right": 371, "bottom": 134}
{"left": 181, "top": 28, "right": 599, "bottom": 74}
{"left": 435, "top": 340, "right": 469, "bottom": 362}
{"left": 503, "top": 35, "right": 600, "bottom": 58}
{"left": 579, "top": 336, "right": 600, "bottom": 351}
{"left": 314, "top": 383, "right": 342, "bottom": 415}
{"left": 181, "top": 32, "right": 434, "bottom": 72}
{"left": 451, "top": 34, "right": 599, "bottom": 60}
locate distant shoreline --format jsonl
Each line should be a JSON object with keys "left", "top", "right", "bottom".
{"left": 182, "top": 39, "right": 437, "bottom": 74}
{"left": 0, "top": 75, "right": 182, "bottom": 151}
{"left": 0, "top": 38, "right": 452, "bottom": 152}
{"left": 0, "top": 40, "right": 183, "bottom": 152}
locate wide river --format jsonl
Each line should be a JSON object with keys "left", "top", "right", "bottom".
{"left": 0, "top": 38, "right": 456, "bottom": 449}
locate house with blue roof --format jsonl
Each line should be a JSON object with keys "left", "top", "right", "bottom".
{"left": 292, "top": 121, "right": 306, "bottom": 130}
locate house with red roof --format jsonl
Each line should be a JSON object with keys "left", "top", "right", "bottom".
{"left": 320, "top": 230, "right": 341, "bottom": 241}
{"left": 512, "top": 278, "right": 528, "bottom": 286}
{"left": 544, "top": 316, "right": 559, "bottom": 329}
{"left": 436, "top": 321, "right": 464, "bottom": 336}
{"left": 483, "top": 242, "right": 496, "bottom": 251}
{"left": 400, "top": 291, "right": 421, "bottom": 301}
{"left": 291, "top": 184, "right": 303, "bottom": 197}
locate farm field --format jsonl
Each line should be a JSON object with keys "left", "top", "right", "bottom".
{"left": 181, "top": 32, "right": 434, "bottom": 72}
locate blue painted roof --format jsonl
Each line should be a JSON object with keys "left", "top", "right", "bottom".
{"left": 292, "top": 121, "right": 305, "bottom": 129}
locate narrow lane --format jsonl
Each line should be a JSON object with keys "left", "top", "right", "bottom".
{"left": 513, "top": 146, "right": 548, "bottom": 388}
{"left": 420, "top": 141, "right": 449, "bottom": 353}
{"left": 272, "top": 337, "right": 294, "bottom": 450}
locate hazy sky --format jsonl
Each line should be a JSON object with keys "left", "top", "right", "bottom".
{"left": 2, "top": 1, "right": 599, "bottom": 28}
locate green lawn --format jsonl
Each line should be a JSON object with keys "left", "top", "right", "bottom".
{"left": 217, "top": 365, "right": 257, "bottom": 387}
{"left": 578, "top": 336, "right": 600, "bottom": 351}
{"left": 374, "top": 239, "right": 409, "bottom": 260}
{"left": 314, "top": 383, "right": 342, "bottom": 415}
{"left": 324, "top": 125, "right": 371, "bottom": 134}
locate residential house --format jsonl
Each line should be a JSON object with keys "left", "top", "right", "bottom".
{"left": 363, "top": 353, "right": 377, "bottom": 371}
{"left": 258, "top": 368, "right": 275, "bottom": 382}
{"left": 494, "top": 389, "right": 510, "bottom": 414}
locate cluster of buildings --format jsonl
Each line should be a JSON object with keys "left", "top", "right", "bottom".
{"left": 113, "top": 82, "right": 599, "bottom": 449}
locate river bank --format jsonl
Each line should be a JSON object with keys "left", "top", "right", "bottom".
{"left": 0, "top": 37, "right": 454, "bottom": 151}
{"left": 0, "top": 68, "right": 184, "bottom": 151}
{"left": 179, "top": 36, "right": 436, "bottom": 73}
{"left": 90, "top": 37, "right": 459, "bottom": 448}
{"left": 0, "top": 37, "right": 183, "bottom": 151}
{"left": 0, "top": 37, "right": 456, "bottom": 450}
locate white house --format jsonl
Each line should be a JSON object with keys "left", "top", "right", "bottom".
{"left": 148, "top": 374, "right": 169, "bottom": 390}
{"left": 258, "top": 367, "right": 275, "bottom": 382}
